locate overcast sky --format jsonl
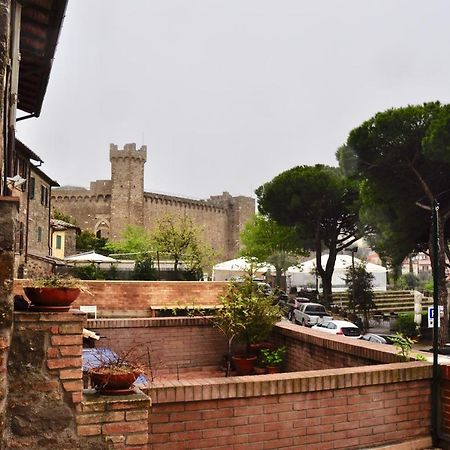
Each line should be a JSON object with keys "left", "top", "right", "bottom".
{"left": 16, "top": 0, "right": 450, "bottom": 200}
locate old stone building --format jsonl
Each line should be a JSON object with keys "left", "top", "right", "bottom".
{"left": 52, "top": 143, "right": 255, "bottom": 260}
{"left": 12, "top": 140, "right": 61, "bottom": 278}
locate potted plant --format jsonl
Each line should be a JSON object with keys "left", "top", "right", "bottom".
{"left": 209, "top": 280, "right": 249, "bottom": 376}
{"left": 211, "top": 276, "right": 283, "bottom": 376}
{"left": 261, "top": 346, "right": 286, "bottom": 374}
{"left": 24, "top": 274, "right": 88, "bottom": 312}
{"left": 254, "top": 353, "right": 268, "bottom": 375}
{"left": 86, "top": 347, "right": 146, "bottom": 395}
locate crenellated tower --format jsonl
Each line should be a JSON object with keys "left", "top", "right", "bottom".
{"left": 109, "top": 143, "right": 147, "bottom": 240}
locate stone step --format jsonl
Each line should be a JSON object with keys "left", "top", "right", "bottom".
{"left": 331, "top": 291, "right": 432, "bottom": 314}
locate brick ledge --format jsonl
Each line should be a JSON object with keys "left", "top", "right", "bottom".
{"left": 147, "top": 361, "right": 431, "bottom": 404}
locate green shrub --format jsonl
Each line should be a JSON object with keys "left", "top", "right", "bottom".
{"left": 398, "top": 273, "right": 420, "bottom": 289}
{"left": 73, "top": 264, "right": 106, "bottom": 280}
{"left": 422, "top": 280, "right": 433, "bottom": 295}
{"left": 132, "top": 253, "right": 157, "bottom": 280}
{"left": 393, "top": 312, "right": 418, "bottom": 337}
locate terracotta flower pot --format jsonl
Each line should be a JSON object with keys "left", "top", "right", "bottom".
{"left": 267, "top": 365, "right": 281, "bottom": 374}
{"left": 231, "top": 355, "right": 257, "bottom": 375}
{"left": 89, "top": 369, "right": 141, "bottom": 395}
{"left": 24, "top": 287, "right": 80, "bottom": 312}
{"left": 254, "top": 366, "right": 267, "bottom": 375}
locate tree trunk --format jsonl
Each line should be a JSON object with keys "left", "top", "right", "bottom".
{"left": 315, "top": 245, "right": 337, "bottom": 307}
{"left": 321, "top": 273, "right": 333, "bottom": 307}
{"left": 435, "top": 213, "right": 448, "bottom": 346}
{"left": 173, "top": 258, "right": 180, "bottom": 280}
{"left": 322, "top": 247, "right": 338, "bottom": 307}
{"left": 275, "top": 267, "right": 282, "bottom": 289}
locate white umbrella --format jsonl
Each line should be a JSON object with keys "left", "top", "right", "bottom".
{"left": 65, "top": 251, "right": 118, "bottom": 263}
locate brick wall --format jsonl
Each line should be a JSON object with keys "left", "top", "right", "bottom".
{"left": 148, "top": 363, "right": 432, "bottom": 449}
{"left": 87, "top": 317, "right": 430, "bottom": 448}
{"left": 4, "top": 312, "right": 437, "bottom": 449}
{"left": 77, "top": 392, "right": 150, "bottom": 449}
{"left": 89, "top": 317, "right": 230, "bottom": 377}
{"left": 88, "top": 318, "right": 402, "bottom": 379}
{"left": 6, "top": 311, "right": 151, "bottom": 449}
{"left": 441, "top": 364, "right": 450, "bottom": 436}
{"left": 273, "top": 321, "right": 400, "bottom": 371}
{"left": 14, "top": 279, "right": 227, "bottom": 317}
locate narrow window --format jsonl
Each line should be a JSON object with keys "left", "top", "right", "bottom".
{"left": 37, "top": 226, "right": 42, "bottom": 242}
{"left": 18, "top": 222, "right": 24, "bottom": 252}
{"left": 56, "top": 235, "right": 62, "bottom": 249}
{"left": 29, "top": 177, "right": 35, "bottom": 199}
{"left": 40, "top": 185, "right": 49, "bottom": 206}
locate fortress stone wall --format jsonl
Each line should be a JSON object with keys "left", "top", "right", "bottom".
{"left": 51, "top": 143, "right": 255, "bottom": 259}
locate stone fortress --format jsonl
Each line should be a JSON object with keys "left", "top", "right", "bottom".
{"left": 51, "top": 143, "right": 255, "bottom": 260}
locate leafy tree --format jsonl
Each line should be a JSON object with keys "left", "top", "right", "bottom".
{"left": 52, "top": 209, "right": 77, "bottom": 225}
{"left": 105, "top": 225, "right": 153, "bottom": 257}
{"left": 76, "top": 230, "right": 109, "bottom": 254}
{"left": 240, "top": 214, "right": 307, "bottom": 288}
{"left": 341, "top": 101, "right": 450, "bottom": 344}
{"left": 256, "top": 165, "right": 363, "bottom": 305}
{"left": 152, "top": 214, "right": 215, "bottom": 278}
{"left": 344, "top": 262, "right": 376, "bottom": 331}
{"left": 133, "top": 253, "right": 157, "bottom": 280}
{"left": 182, "top": 239, "right": 216, "bottom": 280}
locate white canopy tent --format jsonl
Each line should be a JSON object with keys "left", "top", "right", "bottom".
{"left": 287, "top": 254, "right": 387, "bottom": 292}
{"left": 65, "top": 251, "right": 118, "bottom": 264}
{"left": 212, "top": 257, "right": 275, "bottom": 281}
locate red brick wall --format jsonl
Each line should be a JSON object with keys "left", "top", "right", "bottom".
{"left": 148, "top": 364, "right": 432, "bottom": 449}
{"left": 88, "top": 318, "right": 403, "bottom": 380}
{"left": 89, "top": 317, "right": 230, "bottom": 376}
{"left": 273, "top": 321, "right": 401, "bottom": 371}
{"left": 14, "top": 280, "right": 227, "bottom": 317}
{"left": 441, "top": 364, "right": 450, "bottom": 435}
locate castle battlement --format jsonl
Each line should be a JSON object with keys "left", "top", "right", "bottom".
{"left": 144, "top": 191, "right": 226, "bottom": 214}
{"left": 109, "top": 143, "right": 147, "bottom": 162}
{"left": 51, "top": 141, "right": 255, "bottom": 259}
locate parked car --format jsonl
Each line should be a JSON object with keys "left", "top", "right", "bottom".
{"left": 312, "top": 320, "right": 361, "bottom": 338}
{"left": 278, "top": 296, "right": 310, "bottom": 321}
{"left": 360, "top": 333, "right": 395, "bottom": 345}
{"left": 293, "top": 302, "right": 332, "bottom": 327}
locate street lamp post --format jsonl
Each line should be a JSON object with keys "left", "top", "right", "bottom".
{"left": 351, "top": 247, "right": 358, "bottom": 312}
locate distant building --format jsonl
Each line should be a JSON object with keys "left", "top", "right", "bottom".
{"left": 50, "top": 219, "right": 80, "bottom": 260}
{"left": 52, "top": 143, "right": 255, "bottom": 260}
{"left": 401, "top": 252, "right": 432, "bottom": 276}
{"left": 12, "top": 140, "right": 60, "bottom": 277}
{"left": 366, "top": 251, "right": 382, "bottom": 266}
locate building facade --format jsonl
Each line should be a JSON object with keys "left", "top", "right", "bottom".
{"left": 52, "top": 143, "right": 255, "bottom": 260}
{"left": 51, "top": 219, "right": 80, "bottom": 260}
{"left": 12, "top": 140, "right": 60, "bottom": 277}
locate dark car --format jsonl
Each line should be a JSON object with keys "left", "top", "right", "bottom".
{"left": 360, "top": 333, "right": 395, "bottom": 345}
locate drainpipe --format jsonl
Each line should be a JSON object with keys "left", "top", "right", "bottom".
{"left": 48, "top": 186, "right": 52, "bottom": 261}
{"left": 24, "top": 162, "right": 30, "bottom": 265}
